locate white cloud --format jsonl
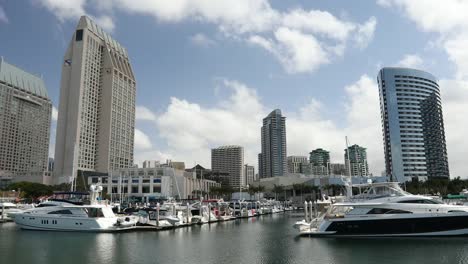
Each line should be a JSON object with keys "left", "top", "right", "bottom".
{"left": 137, "top": 77, "right": 383, "bottom": 174}
{"left": 0, "top": 5, "right": 8, "bottom": 23}
{"left": 37, "top": 0, "right": 115, "bottom": 32}
{"left": 378, "top": 0, "right": 468, "bottom": 34}
{"left": 136, "top": 106, "right": 157, "bottom": 121}
{"left": 92, "top": 14, "right": 115, "bottom": 32}
{"left": 354, "top": 16, "right": 377, "bottom": 49}
{"left": 190, "top": 33, "right": 216, "bottom": 47}
{"left": 249, "top": 28, "right": 330, "bottom": 73}
{"left": 282, "top": 9, "right": 355, "bottom": 41}
{"left": 440, "top": 79, "right": 468, "bottom": 177}
{"left": 52, "top": 106, "right": 58, "bottom": 121}
{"left": 36, "top": 0, "right": 376, "bottom": 74}
{"left": 134, "top": 129, "right": 152, "bottom": 150}
{"left": 395, "top": 54, "right": 424, "bottom": 68}
{"left": 272, "top": 27, "right": 329, "bottom": 73}
{"left": 116, "top": 0, "right": 280, "bottom": 34}
{"left": 378, "top": 0, "right": 468, "bottom": 78}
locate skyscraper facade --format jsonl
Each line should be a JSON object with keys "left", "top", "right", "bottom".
{"left": 309, "top": 148, "right": 330, "bottom": 175}
{"left": 259, "top": 109, "right": 287, "bottom": 178}
{"left": 287, "top": 156, "right": 308, "bottom": 173}
{"left": 244, "top": 164, "right": 255, "bottom": 185}
{"left": 54, "top": 16, "right": 136, "bottom": 184}
{"left": 211, "top": 146, "right": 245, "bottom": 188}
{"left": 0, "top": 58, "right": 51, "bottom": 182}
{"left": 344, "top": 144, "right": 369, "bottom": 177}
{"left": 378, "top": 67, "right": 449, "bottom": 182}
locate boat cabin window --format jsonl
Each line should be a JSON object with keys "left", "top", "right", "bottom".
{"left": 84, "top": 208, "right": 104, "bottom": 218}
{"left": 367, "top": 208, "right": 412, "bottom": 214}
{"left": 398, "top": 199, "right": 443, "bottom": 204}
{"left": 326, "top": 206, "right": 354, "bottom": 218}
{"left": 47, "top": 210, "right": 73, "bottom": 215}
{"left": 37, "top": 204, "right": 56, "bottom": 208}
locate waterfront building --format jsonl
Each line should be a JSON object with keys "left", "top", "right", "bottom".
{"left": 0, "top": 58, "right": 52, "bottom": 184}
{"left": 88, "top": 167, "right": 220, "bottom": 201}
{"left": 186, "top": 164, "right": 230, "bottom": 186}
{"left": 378, "top": 67, "right": 449, "bottom": 182}
{"left": 142, "top": 160, "right": 160, "bottom": 168}
{"left": 211, "top": 145, "right": 245, "bottom": 188}
{"left": 309, "top": 148, "right": 330, "bottom": 176}
{"left": 329, "top": 163, "right": 347, "bottom": 175}
{"left": 167, "top": 160, "right": 185, "bottom": 170}
{"left": 245, "top": 164, "right": 255, "bottom": 185}
{"left": 259, "top": 109, "right": 287, "bottom": 178}
{"left": 344, "top": 144, "right": 369, "bottom": 177}
{"left": 54, "top": 16, "right": 136, "bottom": 184}
{"left": 287, "top": 156, "right": 308, "bottom": 174}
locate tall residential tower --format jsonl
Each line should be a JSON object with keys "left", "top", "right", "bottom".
{"left": 0, "top": 58, "right": 52, "bottom": 183}
{"left": 54, "top": 16, "right": 136, "bottom": 184}
{"left": 378, "top": 68, "right": 449, "bottom": 182}
{"left": 259, "top": 109, "right": 287, "bottom": 178}
{"left": 344, "top": 144, "right": 369, "bottom": 177}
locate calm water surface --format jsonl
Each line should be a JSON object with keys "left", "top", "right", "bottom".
{"left": 2, "top": 212, "right": 468, "bottom": 264}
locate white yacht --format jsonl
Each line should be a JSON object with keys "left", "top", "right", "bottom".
{"left": 14, "top": 185, "right": 138, "bottom": 232}
{"left": 1, "top": 202, "right": 26, "bottom": 221}
{"left": 296, "top": 182, "right": 468, "bottom": 237}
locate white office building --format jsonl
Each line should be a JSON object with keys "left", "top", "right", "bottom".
{"left": 88, "top": 167, "right": 220, "bottom": 201}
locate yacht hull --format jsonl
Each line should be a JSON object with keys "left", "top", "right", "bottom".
{"left": 14, "top": 214, "right": 133, "bottom": 232}
{"left": 301, "top": 214, "right": 468, "bottom": 237}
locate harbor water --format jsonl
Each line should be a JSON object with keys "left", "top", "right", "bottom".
{"left": 2, "top": 212, "right": 468, "bottom": 264}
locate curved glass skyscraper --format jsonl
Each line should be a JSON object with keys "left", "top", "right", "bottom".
{"left": 378, "top": 68, "right": 449, "bottom": 182}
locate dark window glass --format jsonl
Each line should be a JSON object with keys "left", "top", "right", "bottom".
{"left": 75, "top": 29, "right": 83, "bottom": 41}
{"left": 367, "top": 208, "right": 412, "bottom": 214}
{"left": 398, "top": 199, "right": 441, "bottom": 204}
{"left": 48, "top": 210, "right": 73, "bottom": 215}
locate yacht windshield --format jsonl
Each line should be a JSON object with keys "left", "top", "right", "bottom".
{"left": 354, "top": 183, "right": 410, "bottom": 199}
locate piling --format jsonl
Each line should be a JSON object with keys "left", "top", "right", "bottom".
{"left": 156, "top": 202, "right": 160, "bottom": 227}
{"left": 309, "top": 201, "right": 314, "bottom": 221}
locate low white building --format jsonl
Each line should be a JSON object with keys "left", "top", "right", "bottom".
{"left": 87, "top": 167, "right": 220, "bottom": 201}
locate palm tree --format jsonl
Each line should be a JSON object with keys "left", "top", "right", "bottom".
{"left": 247, "top": 186, "right": 257, "bottom": 200}
{"left": 272, "top": 184, "right": 284, "bottom": 200}
{"left": 256, "top": 185, "right": 265, "bottom": 201}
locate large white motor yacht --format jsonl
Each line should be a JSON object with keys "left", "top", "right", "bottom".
{"left": 297, "top": 182, "right": 468, "bottom": 237}
{"left": 14, "top": 185, "right": 138, "bottom": 232}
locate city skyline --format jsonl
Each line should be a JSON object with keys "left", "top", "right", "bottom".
{"left": 2, "top": 1, "right": 468, "bottom": 177}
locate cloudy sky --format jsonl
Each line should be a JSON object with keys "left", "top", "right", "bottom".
{"left": 1, "top": 0, "right": 468, "bottom": 177}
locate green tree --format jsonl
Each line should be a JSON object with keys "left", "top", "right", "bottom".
{"left": 272, "top": 184, "right": 284, "bottom": 200}
{"left": 8, "top": 182, "right": 53, "bottom": 200}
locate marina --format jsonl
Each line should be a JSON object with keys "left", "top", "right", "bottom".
{"left": 2, "top": 211, "right": 468, "bottom": 264}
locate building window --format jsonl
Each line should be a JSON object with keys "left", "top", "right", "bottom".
{"left": 152, "top": 186, "right": 161, "bottom": 193}
{"left": 76, "top": 29, "right": 83, "bottom": 41}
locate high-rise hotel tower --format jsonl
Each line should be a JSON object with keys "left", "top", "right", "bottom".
{"left": 54, "top": 16, "right": 136, "bottom": 184}
{"left": 0, "top": 58, "right": 51, "bottom": 183}
{"left": 378, "top": 68, "right": 449, "bottom": 182}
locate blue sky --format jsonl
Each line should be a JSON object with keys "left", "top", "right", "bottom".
{"left": 1, "top": 0, "right": 467, "bottom": 177}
